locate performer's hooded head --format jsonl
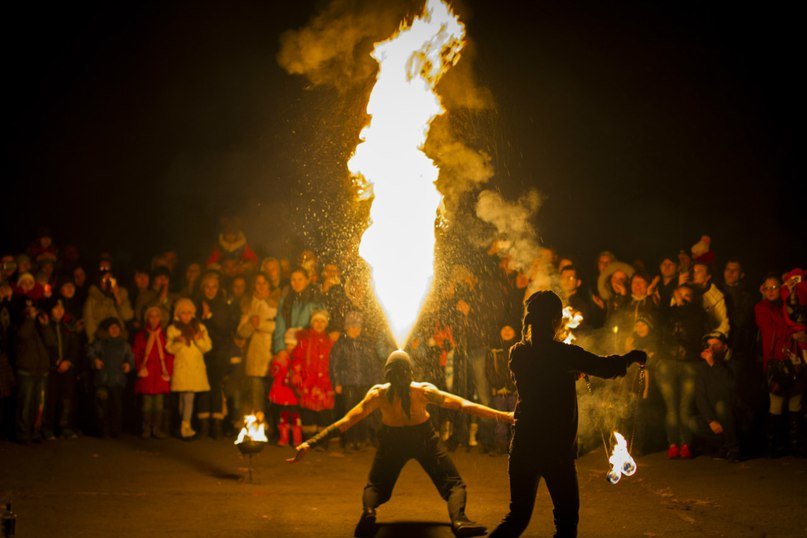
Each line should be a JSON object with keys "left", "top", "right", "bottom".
{"left": 523, "top": 290, "right": 563, "bottom": 343}
{"left": 384, "top": 350, "right": 413, "bottom": 417}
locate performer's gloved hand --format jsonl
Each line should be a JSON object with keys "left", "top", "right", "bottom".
{"left": 625, "top": 349, "right": 648, "bottom": 366}
{"left": 286, "top": 442, "right": 311, "bottom": 464}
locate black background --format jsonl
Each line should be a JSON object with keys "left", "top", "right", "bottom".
{"left": 5, "top": 1, "right": 804, "bottom": 282}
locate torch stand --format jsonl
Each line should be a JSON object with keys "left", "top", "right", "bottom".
{"left": 237, "top": 440, "right": 266, "bottom": 484}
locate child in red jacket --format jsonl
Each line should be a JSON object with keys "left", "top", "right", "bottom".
{"left": 269, "top": 328, "right": 301, "bottom": 447}
{"left": 132, "top": 306, "right": 174, "bottom": 439}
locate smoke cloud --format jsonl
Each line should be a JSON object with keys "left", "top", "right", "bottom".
{"left": 475, "top": 189, "right": 543, "bottom": 270}
{"left": 277, "top": 0, "right": 414, "bottom": 92}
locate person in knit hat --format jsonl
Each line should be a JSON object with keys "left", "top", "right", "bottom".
{"left": 328, "top": 310, "right": 377, "bottom": 451}
{"left": 290, "top": 308, "right": 334, "bottom": 442}
{"left": 288, "top": 349, "right": 513, "bottom": 537}
{"left": 87, "top": 317, "right": 134, "bottom": 438}
{"left": 166, "top": 298, "right": 211, "bottom": 440}
{"left": 268, "top": 327, "right": 302, "bottom": 447}
{"left": 132, "top": 305, "right": 174, "bottom": 439}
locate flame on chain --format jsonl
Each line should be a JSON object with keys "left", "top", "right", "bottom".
{"left": 561, "top": 306, "right": 583, "bottom": 345}
{"left": 348, "top": 0, "right": 466, "bottom": 346}
{"left": 606, "top": 431, "right": 637, "bottom": 484}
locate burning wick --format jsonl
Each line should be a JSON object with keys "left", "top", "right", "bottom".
{"left": 606, "top": 431, "right": 637, "bottom": 485}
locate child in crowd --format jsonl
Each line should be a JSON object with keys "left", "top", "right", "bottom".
{"left": 87, "top": 318, "right": 134, "bottom": 438}
{"left": 328, "top": 311, "right": 375, "bottom": 451}
{"left": 291, "top": 308, "right": 334, "bottom": 443}
{"left": 132, "top": 305, "right": 173, "bottom": 439}
{"left": 268, "top": 328, "right": 301, "bottom": 447}
{"left": 166, "top": 298, "right": 211, "bottom": 440}
{"left": 42, "top": 299, "right": 80, "bottom": 439}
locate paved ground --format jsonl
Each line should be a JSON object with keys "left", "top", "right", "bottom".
{"left": 2, "top": 436, "right": 806, "bottom": 537}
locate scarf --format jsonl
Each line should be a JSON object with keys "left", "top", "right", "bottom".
{"left": 143, "top": 325, "right": 169, "bottom": 380}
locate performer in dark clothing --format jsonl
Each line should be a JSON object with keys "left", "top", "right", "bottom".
{"left": 288, "top": 350, "right": 514, "bottom": 537}
{"left": 490, "top": 290, "right": 646, "bottom": 538}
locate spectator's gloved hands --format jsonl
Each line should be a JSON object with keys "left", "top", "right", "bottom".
{"left": 625, "top": 350, "right": 648, "bottom": 366}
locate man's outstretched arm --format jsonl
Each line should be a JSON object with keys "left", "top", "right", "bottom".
{"left": 287, "top": 386, "right": 382, "bottom": 463}
{"left": 422, "top": 383, "right": 514, "bottom": 424}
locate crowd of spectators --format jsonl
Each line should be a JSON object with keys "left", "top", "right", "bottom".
{"left": 0, "top": 221, "right": 804, "bottom": 464}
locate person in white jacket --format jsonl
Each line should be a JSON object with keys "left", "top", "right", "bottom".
{"left": 237, "top": 273, "right": 278, "bottom": 417}
{"left": 692, "top": 262, "right": 730, "bottom": 339}
{"left": 167, "top": 298, "right": 212, "bottom": 439}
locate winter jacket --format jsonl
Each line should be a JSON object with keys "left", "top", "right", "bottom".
{"left": 42, "top": 321, "right": 80, "bottom": 372}
{"left": 14, "top": 317, "right": 50, "bottom": 376}
{"left": 268, "top": 353, "right": 298, "bottom": 406}
{"left": 83, "top": 284, "right": 134, "bottom": 343}
{"left": 273, "top": 287, "right": 322, "bottom": 353}
{"left": 205, "top": 232, "right": 259, "bottom": 267}
{"left": 323, "top": 284, "right": 351, "bottom": 334}
{"left": 329, "top": 335, "right": 376, "bottom": 388}
{"left": 754, "top": 299, "right": 795, "bottom": 371}
{"left": 291, "top": 329, "right": 334, "bottom": 411}
{"left": 132, "top": 325, "right": 174, "bottom": 395}
{"left": 660, "top": 302, "right": 708, "bottom": 362}
{"left": 486, "top": 339, "right": 517, "bottom": 393}
{"left": 166, "top": 323, "right": 211, "bottom": 392}
{"left": 198, "top": 292, "right": 239, "bottom": 379}
{"left": 87, "top": 336, "right": 134, "bottom": 388}
{"left": 237, "top": 295, "right": 277, "bottom": 377}
{"left": 701, "top": 283, "right": 730, "bottom": 338}
{"left": 134, "top": 288, "right": 178, "bottom": 328}
{"left": 695, "top": 360, "right": 735, "bottom": 423}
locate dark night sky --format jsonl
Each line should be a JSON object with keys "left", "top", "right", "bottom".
{"left": 5, "top": 1, "right": 804, "bottom": 281}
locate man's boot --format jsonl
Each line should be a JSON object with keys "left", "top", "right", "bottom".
{"left": 152, "top": 410, "right": 167, "bottom": 439}
{"left": 451, "top": 515, "right": 487, "bottom": 537}
{"left": 353, "top": 507, "right": 376, "bottom": 537}
{"left": 141, "top": 414, "right": 152, "bottom": 440}
{"left": 291, "top": 424, "right": 303, "bottom": 447}
{"left": 277, "top": 423, "right": 290, "bottom": 447}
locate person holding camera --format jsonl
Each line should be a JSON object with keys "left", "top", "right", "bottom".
{"left": 83, "top": 258, "right": 133, "bottom": 343}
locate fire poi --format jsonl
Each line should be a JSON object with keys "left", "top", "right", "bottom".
{"left": 563, "top": 307, "right": 641, "bottom": 484}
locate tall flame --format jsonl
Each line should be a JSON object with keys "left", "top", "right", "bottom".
{"left": 348, "top": 0, "right": 466, "bottom": 346}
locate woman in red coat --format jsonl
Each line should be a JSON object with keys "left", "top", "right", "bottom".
{"left": 132, "top": 306, "right": 174, "bottom": 439}
{"left": 754, "top": 273, "right": 804, "bottom": 456}
{"left": 291, "top": 309, "right": 334, "bottom": 442}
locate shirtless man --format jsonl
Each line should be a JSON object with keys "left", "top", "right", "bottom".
{"left": 288, "top": 349, "right": 514, "bottom": 537}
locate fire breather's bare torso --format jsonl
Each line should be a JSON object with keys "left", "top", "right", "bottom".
{"left": 373, "top": 382, "right": 432, "bottom": 427}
